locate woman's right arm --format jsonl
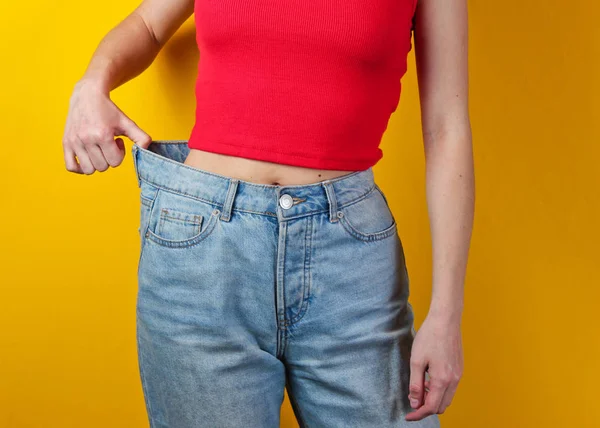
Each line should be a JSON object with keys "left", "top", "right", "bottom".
{"left": 63, "top": 0, "right": 194, "bottom": 175}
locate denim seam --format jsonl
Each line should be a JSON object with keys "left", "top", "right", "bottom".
{"left": 335, "top": 184, "right": 398, "bottom": 242}
{"left": 158, "top": 209, "right": 203, "bottom": 237}
{"left": 136, "top": 187, "right": 158, "bottom": 427}
{"left": 141, "top": 175, "right": 377, "bottom": 221}
{"left": 338, "top": 214, "right": 397, "bottom": 242}
{"left": 281, "top": 215, "right": 313, "bottom": 326}
{"left": 140, "top": 176, "right": 283, "bottom": 218}
{"left": 275, "top": 221, "right": 288, "bottom": 340}
{"left": 145, "top": 210, "right": 221, "bottom": 249}
{"left": 141, "top": 196, "right": 153, "bottom": 207}
{"left": 139, "top": 176, "right": 221, "bottom": 207}
{"left": 138, "top": 189, "right": 159, "bottom": 264}
{"left": 159, "top": 211, "right": 203, "bottom": 223}
{"left": 338, "top": 184, "right": 377, "bottom": 210}
{"left": 136, "top": 318, "right": 155, "bottom": 428}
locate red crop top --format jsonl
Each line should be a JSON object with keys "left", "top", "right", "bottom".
{"left": 187, "top": 0, "right": 418, "bottom": 171}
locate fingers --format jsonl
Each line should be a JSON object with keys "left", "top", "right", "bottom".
{"left": 114, "top": 137, "right": 125, "bottom": 154}
{"left": 81, "top": 131, "right": 114, "bottom": 174}
{"left": 64, "top": 129, "right": 124, "bottom": 175}
{"left": 62, "top": 87, "right": 148, "bottom": 174}
{"left": 401, "top": 317, "right": 463, "bottom": 421}
{"left": 438, "top": 369, "right": 461, "bottom": 414}
{"left": 63, "top": 145, "right": 83, "bottom": 174}
{"left": 405, "top": 365, "right": 461, "bottom": 421}
{"left": 438, "top": 380, "right": 458, "bottom": 414}
{"left": 72, "top": 136, "right": 96, "bottom": 175}
{"left": 99, "top": 137, "right": 126, "bottom": 168}
{"left": 408, "top": 358, "right": 426, "bottom": 409}
{"left": 118, "top": 115, "right": 152, "bottom": 149}
{"left": 87, "top": 143, "right": 110, "bottom": 172}
{"left": 405, "top": 375, "right": 447, "bottom": 421}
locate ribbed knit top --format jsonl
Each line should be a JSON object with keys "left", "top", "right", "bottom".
{"left": 187, "top": 0, "right": 418, "bottom": 171}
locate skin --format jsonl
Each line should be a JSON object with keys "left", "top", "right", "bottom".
{"left": 62, "top": 0, "right": 472, "bottom": 421}
{"left": 61, "top": 0, "right": 351, "bottom": 185}
{"left": 404, "top": 0, "right": 471, "bottom": 421}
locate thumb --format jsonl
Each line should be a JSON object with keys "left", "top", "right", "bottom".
{"left": 118, "top": 115, "right": 152, "bottom": 149}
{"left": 408, "top": 359, "right": 426, "bottom": 409}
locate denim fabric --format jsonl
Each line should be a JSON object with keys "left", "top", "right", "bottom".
{"left": 131, "top": 140, "right": 440, "bottom": 428}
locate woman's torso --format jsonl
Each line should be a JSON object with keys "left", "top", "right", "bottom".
{"left": 185, "top": 0, "right": 417, "bottom": 185}
{"left": 184, "top": 149, "right": 354, "bottom": 185}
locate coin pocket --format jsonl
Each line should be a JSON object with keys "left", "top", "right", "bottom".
{"left": 156, "top": 207, "right": 204, "bottom": 242}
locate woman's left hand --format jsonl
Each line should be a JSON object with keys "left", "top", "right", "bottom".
{"left": 404, "top": 312, "right": 464, "bottom": 421}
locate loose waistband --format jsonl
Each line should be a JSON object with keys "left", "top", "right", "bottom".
{"left": 132, "top": 140, "right": 378, "bottom": 222}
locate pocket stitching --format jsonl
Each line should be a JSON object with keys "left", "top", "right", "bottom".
{"left": 137, "top": 185, "right": 160, "bottom": 284}
{"left": 337, "top": 211, "right": 397, "bottom": 242}
{"left": 336, "top": 185, "right": 397, "bottom": 242}
{"left": 141, "top": 196, "right": 153, "bottom": 207}
{"left": 139, "top": 185, "right": 160, "bottom": 241}
{"left": 157, "top": 208, "right": 204, "bottom": 238}
{"left": 145, "top": 209, "right": 220, "bottom": 248}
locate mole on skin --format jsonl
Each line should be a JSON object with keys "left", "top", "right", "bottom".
{"left": 272, "top": 173, "right": 321, "bottom": 185}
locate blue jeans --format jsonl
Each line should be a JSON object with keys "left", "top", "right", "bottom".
{"left": 131, "top": 141, "right": 441, "bottom": 428}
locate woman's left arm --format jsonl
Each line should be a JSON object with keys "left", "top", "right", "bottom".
{"left": 405, "top": 0, "right": 474, "bottom": 421}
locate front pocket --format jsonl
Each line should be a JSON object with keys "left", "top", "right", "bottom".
{"left": 144, "top": 188, "right": 221, "bottom": 248}
{"left": 156, "top": 207, "right": 203, "bottom": 241}
{"left": 336, "top": 185, "right": 397, "bottom": 242}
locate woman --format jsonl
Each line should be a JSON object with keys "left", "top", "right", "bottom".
{"left": 62, "top": 0, "right": 472, "bottom": 426}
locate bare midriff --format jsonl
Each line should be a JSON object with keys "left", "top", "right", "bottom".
{"left": 184, "top": 148, "right": 357, "bottom": 186}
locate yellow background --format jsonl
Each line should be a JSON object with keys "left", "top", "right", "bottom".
{"left": 0, "top": 1, "right": 598, "bottom": 427}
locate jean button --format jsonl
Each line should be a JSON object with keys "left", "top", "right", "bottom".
{"left": 279, "top": 193, "right": 293, "bottom": 209}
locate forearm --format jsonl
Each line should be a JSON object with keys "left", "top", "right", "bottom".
{"left": 79, "top": 12, "right": 161, "bottom": 94}
{"left": 424, "top": 128, "right": 474, "bottom": 323}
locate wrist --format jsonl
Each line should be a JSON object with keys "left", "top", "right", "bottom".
{"left": 427, "top": 301, "right": 463, "bottom": 324}
{"left": 75, "top": 75, "right": 110, "bottom": 96}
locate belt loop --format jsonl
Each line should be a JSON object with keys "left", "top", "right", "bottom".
{"left": 322, "top": 181, "right": 339, "bottom": 223}
{"left": 131, "top": 144, "right": 141, "bottom": 188}
{"left": 220, "top": 178, "right": 239, "bottom": 222}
